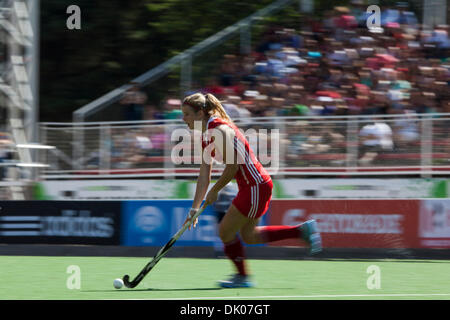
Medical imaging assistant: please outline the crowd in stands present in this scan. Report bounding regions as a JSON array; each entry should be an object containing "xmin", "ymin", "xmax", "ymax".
[
  {"xmin": 130, "ymin": 1, "xmax": 449, "ymax": 122},
  {"xmin": 112, "ymin": 1, "xmax": 450, "ymax": 169}
]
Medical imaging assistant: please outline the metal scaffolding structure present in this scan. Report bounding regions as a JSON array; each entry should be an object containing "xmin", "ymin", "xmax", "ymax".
[{"xmin": 0, "ymin": 0, "xmax": 39, "ymax": 199}]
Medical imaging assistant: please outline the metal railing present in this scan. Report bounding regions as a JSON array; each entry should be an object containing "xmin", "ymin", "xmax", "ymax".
[{"xmin": 39, "ymin": 113, "xmax": 450, "ymax": 179}]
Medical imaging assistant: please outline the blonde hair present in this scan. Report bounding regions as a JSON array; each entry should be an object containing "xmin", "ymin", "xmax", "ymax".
[{"xmin": 182, "ymin": 93, "xmax": 233, "ymax": 123}]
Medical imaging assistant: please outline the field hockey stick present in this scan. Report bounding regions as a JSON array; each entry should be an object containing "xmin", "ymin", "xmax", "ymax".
[{"xmin": 122, "ymin": 204, "xmax": 208, "ymax": 288}]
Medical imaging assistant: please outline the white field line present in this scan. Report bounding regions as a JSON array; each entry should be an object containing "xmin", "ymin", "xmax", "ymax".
[{"xmin": 119, "ymin": 293, "xmax": 450, "ymax": 300}]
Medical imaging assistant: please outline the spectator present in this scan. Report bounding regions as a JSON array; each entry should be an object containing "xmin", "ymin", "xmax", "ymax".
[
  {"xmin": 120, "ymin": 82, "xmax": 147, "ymax": 121},
  {"xmin": 392, "ymin": 109, "xmax": 420, "ymax": 147},
  {"xmin": 0, "ymin": 132, "xmax": 13, "ymax": 180},
  {"xmin": 287, "ymin": 121, "xmax": 310, "ymax": 158},
  {"xmin": 288, "ymin": 104, "xmax": 310, "ymax": 117},
  {"xmin": 222, "ymin": 96, "xmax": 251, "ymax": 121},
  {"xmin": 381, "ymin": 2, "xmax": 418, "ymax": 28},
  {"xmin": 359, "ymin": 118, "xmax": 394, "ymax": 165},
  {"xmin": 163, "ymin": 98, "xmax": 183, "ymax": 120},
  {"xmin": 149, "ymin": 131, "xmax": 170, "ymax": 157}
]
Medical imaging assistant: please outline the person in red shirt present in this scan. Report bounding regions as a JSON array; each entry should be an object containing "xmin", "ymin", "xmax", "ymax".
[{"xmin": 181, "ymin": 92, "xmax": 322, "ymax": 288}]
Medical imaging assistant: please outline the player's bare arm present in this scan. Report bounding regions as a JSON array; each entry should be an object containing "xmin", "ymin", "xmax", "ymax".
[
  {"xmin": 192, "ymin": 160, "xmax": 212, "ymax": 209},
  {"xmin": 205, "ymin": 125, "xmax": 239, "ymax": 206},
  {"xmin": 185, "ymin": 160, "xmax": 212, "ymax": 230}
]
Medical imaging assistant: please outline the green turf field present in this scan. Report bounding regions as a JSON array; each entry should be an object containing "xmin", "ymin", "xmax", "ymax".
[{"xmin": 0, "ymin": 256, "xmax": 449, "ymax": 300}]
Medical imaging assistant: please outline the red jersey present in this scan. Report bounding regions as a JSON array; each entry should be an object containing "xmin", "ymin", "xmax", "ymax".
[{"xmin": 202, "ymin": 117, "xmax": 271, "ymax": 189}]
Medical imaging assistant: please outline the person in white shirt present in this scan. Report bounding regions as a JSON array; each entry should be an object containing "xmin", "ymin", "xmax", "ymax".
[{"xmin": 359, "ymin": 118, "xmax": 394, "ymax": 165}]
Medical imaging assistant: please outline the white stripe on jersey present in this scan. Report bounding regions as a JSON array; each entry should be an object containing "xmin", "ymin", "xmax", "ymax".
[
  {"xmin": 249, "ymin": 184, "xmax": 259, "ymax": 219},
  {"xmin": 255, "ymin": 184, "xmax": 260, "ymax": 218},
  {"xmin": 239, "ymin": 165, "xmax": 250, "ymax": 185},
  {"xmin": 234, "ymin": 138, "xmax": 264, "ymax": 184},
  {"xmin": 251, "ymin": 185, "xmax": 257, "ymax": 218},
  {"xmin": 240, "ymin": 144, "xmax": 264, "ymax": 184},
  {"xmin": 250, "ymin": 186, "xmax": 255, "ymax": 217},
  {"xmin": 235, "ymin": 141, "xmax": 259, "ymax": 184}
]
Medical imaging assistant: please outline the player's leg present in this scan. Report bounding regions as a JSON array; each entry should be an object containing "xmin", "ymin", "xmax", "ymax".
[
  {"xmin": 218, "ymin": 204, "xmax": 250, "ymax": 274},
  {"xmin": 213, "ymin": 210, "xmax": 226, "ymax": 258},
  {"xmin": 237, "ymin": 181, "xmax": 321, "ymax": 252},
  {"xmin": 217, "ymin": 204, "xmax": 254, "ymax": 288},
  {"xmin": 240, "ymin": 220, "xmax": 301, "ymax": 244},
  {"xmin": 239, "ymin": 214, "xmax": 322, "ymax": 254},
  {"xmin": 250, "ymin": 220, "xmax": 322, "ymax": 255}
]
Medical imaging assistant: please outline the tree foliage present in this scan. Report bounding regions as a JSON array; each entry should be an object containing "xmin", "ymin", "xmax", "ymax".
[{"xmin": 40, "ymin": 0, "xmax": 274, "ymax": 121}]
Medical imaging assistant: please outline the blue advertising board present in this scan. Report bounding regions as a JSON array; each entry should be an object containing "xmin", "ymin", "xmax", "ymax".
[
  {"xmin": 121, "ymin": 200, "xmax": 267, "ymax": 247},
  {"xmin": 122, "ymin": 200, "xmax": 218, "ymax": 246}
]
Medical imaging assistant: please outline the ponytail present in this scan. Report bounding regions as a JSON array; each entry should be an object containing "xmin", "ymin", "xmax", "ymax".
[{"xmin": 204, "ymin": 93, "xmax": 233, "ymax": 123}]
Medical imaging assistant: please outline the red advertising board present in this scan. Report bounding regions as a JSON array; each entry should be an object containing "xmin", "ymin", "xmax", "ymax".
[{"xmin": 267, "ymin": 200, "xmax": 422, "ymax": 248}]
